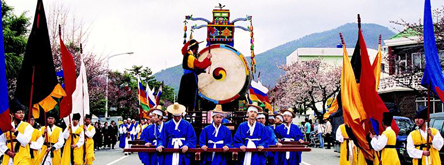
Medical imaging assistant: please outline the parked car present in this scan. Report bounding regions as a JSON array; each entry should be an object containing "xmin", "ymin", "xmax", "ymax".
[
  {"xmin": 394, "ymin": 116, "xmax": 415, "ymax": 164},
  {"xmin": 429, "ymin": 113, "xmax": 444, "ymax": 163}
]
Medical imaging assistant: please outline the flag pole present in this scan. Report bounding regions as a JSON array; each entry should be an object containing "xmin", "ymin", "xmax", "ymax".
[
  {"xmin": 28, "ymin": 66, "xmax": 36, "ymax": 122},
  {"xmin": 426, "ymin": 86, "xmax": 431, "ymax": 165},
  {"xmin": 137, "ymin": 75, "xmax": 142, "ymax": 120},
  {"xmin": 80, "ymin": 43, "xmax": 87, "ymax": 162}
]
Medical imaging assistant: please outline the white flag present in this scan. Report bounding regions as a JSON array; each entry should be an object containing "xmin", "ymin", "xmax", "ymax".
[{"xmin": 65, "ymin": 54, "xmax": 90, "ymax": 125}]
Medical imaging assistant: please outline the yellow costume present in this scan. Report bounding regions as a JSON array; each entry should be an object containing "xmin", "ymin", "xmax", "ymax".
[
  {"xmin": 380, "ymin": 128, "xmax": 400, "ymax": 165},
  {"xmin": 137, "ymin": 124, "xmax": 147, "ymax": 139},
  {"xmin": 84, "ymin": 124, "xmax": 96, "ymax": 165},
  {"xmin": 30, "ymin": 128, "xmax": 43, "ymax": 165},
  {"xmin": 337, "ymin": 124, "xmax": 358, "ymax": 165},
  {"xmin": 411, "ymin": 128, "xmax": 441, "ymax": 165},
  {"xmin": 35, "ymin": 125, "xmax": 63, "ymax": 165},
  {"xmin": 2, "ymin": 122, "xmax": 32, "ymax": 165},
  {"xmin": 61, "ymin": 125, "xmax": 84, "ymax": 165}
]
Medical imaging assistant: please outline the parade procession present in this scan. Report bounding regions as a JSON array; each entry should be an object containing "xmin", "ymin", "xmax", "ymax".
[{"xmin": 2, "ymin": 0, "xmax": 444, "ymax": 164}]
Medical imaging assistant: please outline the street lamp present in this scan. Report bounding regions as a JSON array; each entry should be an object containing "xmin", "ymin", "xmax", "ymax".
[{"xmin": 105, "ymin": 52, "xmax": 134, "ymax": 118}]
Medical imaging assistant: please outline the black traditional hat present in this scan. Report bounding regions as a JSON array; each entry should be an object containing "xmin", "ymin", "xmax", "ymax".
[
  {"xmin": 382, "ymin": 112, "xmax": 393, "ymax": 126},
  {"xmin": 46, "ymin": 110, "xmax": 57, "ymax": 118},
  {"xmin": 85, "ymin": 114, "xmax": 92, "ymax": 120},
  {"xmin": 414, "ymin": 106, "xmax": 428, "ymax": 120},
  {"xmin": 9, "ymin": 98, "xmax": 25, "ymax": 114},
  {"xmin": 72, "ymin": 113, "xmax": 81, "ymax": 120}
]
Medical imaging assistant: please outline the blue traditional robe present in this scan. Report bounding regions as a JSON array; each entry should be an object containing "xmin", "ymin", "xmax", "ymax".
[
  {"xmin": 265, "ymin": 125, "xmax": 278, "ymax": 165},
  {"xmin": 158, "ymin": 119, "xmax": 197, "ymax": 165},
  {"xmin": 119, "ymin": 124, "xmax": 128, "ymax": 149},
  {"xmin": 221, "ymin": 118, "xmax": 229, "ymax": 124},
  {"xmin": 275, "ymin": 123, "xmax": 304, "ymax": 165},
  {"xmin": 140, "ymin": 122, "xmax": 164, "ymax": 165},
  {"xmin": 199, "ymin": 123, "xmax": 233, "ymax": 165},
  {"xmin": 234, "ymin": 121, "xmax": 268, "ymax": 165},
  {"xmin": 129, "ymin": 123, "xmax": 138, "ymax": 141}
]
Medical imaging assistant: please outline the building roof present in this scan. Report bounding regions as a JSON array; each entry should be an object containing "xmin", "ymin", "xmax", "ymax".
[{"xmin": 286, "ymin": 47, "xmax": 378, "ymax": 65}]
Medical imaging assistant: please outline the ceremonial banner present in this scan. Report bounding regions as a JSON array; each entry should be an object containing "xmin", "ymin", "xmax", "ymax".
[
  {"xmin": 15, "ymin": 0, "xmax": 65, "ymax": 118},
  {"xmin": 0, "ymin": 5, "xmax": 12, "ymax": 134},
  {"xmin": 341, "ymin": 45, "xmax": 372, "ymax": 160},
  {"xmin": 358, "ymin": 30, "xmax": 399, "ymax": 135},
  {"xmin": 421, "ymin": 0, "xmax": 444, "ymax": 102},
  {"xmin": 155, "ymin": 84, "xmax": 163, "ymax": 106},
  {"xmin": 59, "ymin": 30, "xmax": 77, "ymax": 118},
  {"xmin": 372, "ymin": 41, "xmax": 382, "ymax": 91}
]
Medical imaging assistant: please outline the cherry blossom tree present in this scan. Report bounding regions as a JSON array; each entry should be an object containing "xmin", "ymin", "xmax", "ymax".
[{"xmin": 274, "ymin": 59, "xmax": 341, "ymax": 118}]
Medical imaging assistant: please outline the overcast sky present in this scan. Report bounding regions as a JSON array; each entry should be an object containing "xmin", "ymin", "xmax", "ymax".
[{"xmin": 5, "ymin": 0, "xmax": 444, "ymax": 73}]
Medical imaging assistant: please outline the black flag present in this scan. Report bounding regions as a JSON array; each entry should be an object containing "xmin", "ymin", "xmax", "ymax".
[{"xmin": 15, "ymin": 0, "xmax": 65, "ymax": 118}]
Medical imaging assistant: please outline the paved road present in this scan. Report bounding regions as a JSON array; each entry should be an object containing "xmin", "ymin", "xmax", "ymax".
[{"xmin": 95, "ymin": 145, "xmax": 340, "ymax": 165}]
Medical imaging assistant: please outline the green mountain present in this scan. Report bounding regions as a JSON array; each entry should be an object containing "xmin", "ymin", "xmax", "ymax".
[{"xmin": 154, "ymin": 23, "xmax": 396, "ymax": 91}]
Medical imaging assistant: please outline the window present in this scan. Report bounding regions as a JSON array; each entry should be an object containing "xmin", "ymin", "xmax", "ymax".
[
  {"xmin": 221, "ymin": 13, "xmax": 229, "ymax": 17},
  {"xmin": 412, "ymin": 52, "xmax": 422, "ymax": 70},
  {"xmin": 381, "ymin": 63, "xmax": 385, "ymax": 73},
  {"xmin": 436, "ymin": 101, "xmax": 443, "ymax": 113},
  {"xmin": 214, "ymin": 13, "xmax": 221, "ymax": 17}
]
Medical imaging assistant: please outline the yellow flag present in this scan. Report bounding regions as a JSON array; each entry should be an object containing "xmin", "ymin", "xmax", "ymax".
[
  {"xmin": 372, "ymin": 44, "xmax": 382, "ymax": 91},
  {"xmin": 341, "ymin": 45, "xmax": 372, "ymax": 160}
]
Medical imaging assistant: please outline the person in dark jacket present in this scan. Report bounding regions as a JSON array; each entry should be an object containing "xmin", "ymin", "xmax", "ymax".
[
  {"xmin": 93, "ymin": 122, "xmax": 103, "ymax": 150},
  {"xmin": 109, "ymin": 120, "xmax": 118, "ymax": 149}
]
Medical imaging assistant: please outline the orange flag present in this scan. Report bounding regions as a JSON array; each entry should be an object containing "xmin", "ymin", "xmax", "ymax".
[
  {"xmin": 372, "ymin": 39, "xmax": 382, "ymax": 91},
  {"xmin": 341, "ymin": 43, "xmax": 372, "ymax": 160}
]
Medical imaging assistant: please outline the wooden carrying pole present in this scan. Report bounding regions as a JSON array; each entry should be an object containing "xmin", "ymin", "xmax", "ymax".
[{"xmin": 124, "ymin": 147, "xmax": 311, "ymax": 153}]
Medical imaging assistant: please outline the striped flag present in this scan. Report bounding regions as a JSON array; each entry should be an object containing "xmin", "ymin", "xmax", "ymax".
[{"xmin": 155, "ymin": 84, "xmax": 163, "ymax": 106}]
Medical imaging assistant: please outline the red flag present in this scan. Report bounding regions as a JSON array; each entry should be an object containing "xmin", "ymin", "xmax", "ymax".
[
  {"xmin": 59, "ymin": 30, "xmax": 77, "ymax": 118},
  {"xmin": 358, "ymin": 30, "xmax": 399, "ymax": 135}
]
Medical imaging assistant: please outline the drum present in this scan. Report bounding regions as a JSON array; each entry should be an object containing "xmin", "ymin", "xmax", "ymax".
[{"xmin": 197, "ymin": 44, "xmax": 250, "ymax": 104}]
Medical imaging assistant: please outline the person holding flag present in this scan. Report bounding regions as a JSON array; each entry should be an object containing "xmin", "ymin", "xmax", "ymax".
[
  {"xmin": 233, "ymin": 102, "xmax": 268, "ymax": 165},
  {"xmin": 274, "ymin": 109, "xmax": 304, "ymax": 165},
  {"xmin": 407, "ymin": 107, "xmax": 443, "ymax": 165},
  {"xmin": 370, "ymin": 112, "xmax": 400, "ymax": 165},
  {"xmin": 28, "ymin": 116, "xmax": 43, "ymax": 164},
  {"xmin": 156, "ymin": 103, "xmax": 197, "ymax": 165},
  {"xmin": 84, "ymin": 114, "xmax": 95, "ymax": 165},
  {"xmin": 140, "ymin": 105, "xmax": 165, "ymax": 165},
  {"xmin": 0, "ymin": 100, "xmax": 34, "ymax": 165},
  {"xmin": 335, "ymin": 123, "xmax": 357, "ymax": 164},
  {"xmin": 199, "ymin": 104, "xmax": 233, "ymax": 165},
  {"xmin": 61, "ymin": 113, "xmax": 84, "ymax": 165},
  {"xmin": 36, "ymin": 111, "xmax": 64, "ymax": 165}
]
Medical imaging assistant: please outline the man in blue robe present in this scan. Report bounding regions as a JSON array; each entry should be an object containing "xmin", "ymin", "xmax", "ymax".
[
  {"xmin": 275, "ymin": 109, "xmax": 304, "ymax": 165},
  {"xmin": 119, "ymin": 120, "xmax": 129, "ymax": 155},
  {"xmin": 140, "ymin": 106, "xmax": 165, "ymax": 165},
  {"xmin": 129, "ymin": 119, "xmax": 138, "ymax": 141},
  {"xmin": 199, "ymin": 105, "xmax": 233, "ymax": 165},
  {"xmin": 157, "ymin": 103, "xmax": 197, "ymax": 165},
  {"xmin": 257, "ymin": 111, "xmax": 278, "ymax": 165},
  {"xmin": 234, "ymin": 102, "xmax": 268, "ymax": 165}
]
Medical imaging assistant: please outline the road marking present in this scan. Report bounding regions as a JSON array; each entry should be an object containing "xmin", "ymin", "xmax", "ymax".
[
  {"xmin": 106, "ymin": 155, "xmax": 128, "ymax": 165},
  {"xmin": 301, "ymin": 161, "xmax": 311, "ymax": 165}
]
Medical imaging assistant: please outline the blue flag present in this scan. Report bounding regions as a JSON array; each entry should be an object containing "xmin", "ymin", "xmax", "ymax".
[
  {"xmin": 421, "ymin": 0, "xmax": 444, "ymax": 102},
  {"xmin": 0, "ymin": 5, "xmax": 13, "ymax": 135}
]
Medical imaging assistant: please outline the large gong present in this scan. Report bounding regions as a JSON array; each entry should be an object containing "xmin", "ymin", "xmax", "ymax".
[{"xmin": 197, "ymin": 44, "xmax": 250, "ymax": 104}]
